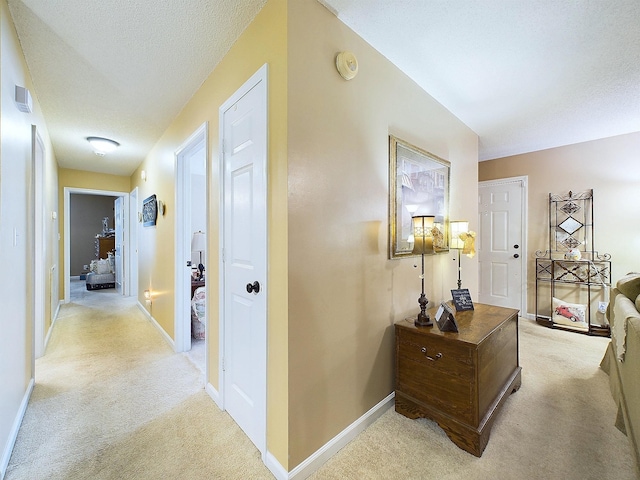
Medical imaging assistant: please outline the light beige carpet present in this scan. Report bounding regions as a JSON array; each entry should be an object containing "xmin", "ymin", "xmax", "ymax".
[{"xmin": 6, "ymin": 281, "xmax": 639, "ymax": 479}]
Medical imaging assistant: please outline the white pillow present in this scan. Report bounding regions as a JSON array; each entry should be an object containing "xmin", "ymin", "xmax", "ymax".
[{"xmin": 552, "ymin": 297, "xmax": 587, "ymax": 329}]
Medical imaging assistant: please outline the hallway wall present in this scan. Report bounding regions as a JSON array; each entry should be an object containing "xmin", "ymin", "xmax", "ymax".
[{"xmin": 0, "ymin": 0, "xmax": 58, "ymax": 475}]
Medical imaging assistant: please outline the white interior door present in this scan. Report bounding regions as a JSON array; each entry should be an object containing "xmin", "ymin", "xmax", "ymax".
[
  {"xmin": 478, "ymin": 177, "xmax": 527, "ymax": 311},
  {"xmin": 221, "ymin": 64, "xmax": 268, "ymax": 454},
  {"xmin": 114, "ymin": 196, "xmax": 124, "ymax": 294}
]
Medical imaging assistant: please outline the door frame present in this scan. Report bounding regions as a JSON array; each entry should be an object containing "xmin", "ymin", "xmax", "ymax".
[
  {"xmin": 63, "ymin": 187, "xmax": 129, "ymax": 303},
  {"xmin": 174, "ymin": 122, "xmax": 208, "ymax": 354},
  {"xmin": 478, "ymin": 176, "xmax": 528, "ymax": 314},
  {"xmin": 31, "ymin": 126, "xmax": 46, "ymax": 358},
  {"xmin": 128, "ymin": 187, "xmax": 139, "ymax": 298},
  {"xmin": 218, "ymin": 64, "xmax": 269, "ymax": 456}
]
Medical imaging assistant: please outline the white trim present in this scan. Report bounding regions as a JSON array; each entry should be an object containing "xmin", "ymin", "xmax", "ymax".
[
  {"xmin": 136, "ymin": 301, "xmax": 175, "ymax": 350},
  {"xmin": 478, "ymin": 176, "xmax": 528, "ymax": 315},
  {"xmin": 267, "ymin": 393, "xmax": 396, "ymax": 480},
  {"xmin": 32, "ymin": 127, "xmax": 46, "ymax": 360},
  {"xmin": 1, "ymin": 379, "xmax": 34, "ymax": 479},
  {"xmin": 205, "ymin": 382, "xmax": 222, "ymax": 409},
  {"xmin": 63, "ymin": 187, "xmax": 129, "ymax": 303},
  {"xmin": 174, "ymin": 122, "xmax": 208, "ymax": 355}
]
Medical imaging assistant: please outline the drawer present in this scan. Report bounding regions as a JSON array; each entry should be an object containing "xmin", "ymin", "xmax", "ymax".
[
  {"xmin": 396, "ymin": 330, "xmax": 475, "ymax": 423},
  {"xmin": 397, "ymin": 328, "xmax": 473, "ymax": 376}
]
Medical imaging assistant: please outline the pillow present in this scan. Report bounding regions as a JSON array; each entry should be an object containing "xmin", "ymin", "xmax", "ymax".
[
  {"xmin": 552, "ymin": 297, "xmax": 587, "ymax": 329},
  {"xmin": 616, "ymin": 273, "xmax": 640, "ymax": 301}
]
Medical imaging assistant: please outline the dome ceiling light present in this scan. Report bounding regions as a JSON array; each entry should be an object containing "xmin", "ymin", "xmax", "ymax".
[{"xmin": 87, "ymin": 136, "xmax": 120, "ymax": 155}]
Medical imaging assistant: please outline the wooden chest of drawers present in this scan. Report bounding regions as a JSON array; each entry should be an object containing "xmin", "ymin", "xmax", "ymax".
[{"xmin": 395, "ymin": 303, "xmax": 521, "ymax": 457}]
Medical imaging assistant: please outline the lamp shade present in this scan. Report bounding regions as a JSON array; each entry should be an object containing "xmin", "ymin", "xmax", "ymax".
[
  {"xmin": 412, "ymin": 215, "xmax": 435, "ymax": 254},
  {"xmin": 450, "ymin": 221, "xmax": 469, "ymax": 250},
  {"xmin": 191, "ymin": 231, "xmax": 206, "ymax": 252}
]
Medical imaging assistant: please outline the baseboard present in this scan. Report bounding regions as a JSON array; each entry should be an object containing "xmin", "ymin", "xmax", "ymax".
[
  {"xmin": 136, "ymin": 301, "xmax": 175, "ymax": 350},
  {"xmin": 0, "ymin": 378, "xmax": 35, "ymax": 480},
  {"xmin": 43, "ymin": 301, "xmax": 62, "ymax": 354},
  {"xmin": 265, "ymin": 451, "xmax": 289, "ymax": 480},
  {"xmin": 284, "ymin": 392, "xmax": 395, "ymax": 480},
  {"xmin": 205, "ymin": 382, "xmax": 221, "ymax": 409}
]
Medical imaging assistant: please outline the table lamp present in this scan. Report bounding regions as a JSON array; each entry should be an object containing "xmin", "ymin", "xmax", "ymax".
[
  {"xmin": 413, "ymin": 215, "xmax": 435, "ymax": 327},
  {"xmin": 191, "ymin": 231, "xmax": 206, "ymax": 280},
  {"xmin": 450, "ymin": 220, "xmax": 469, "ymax": 289}
]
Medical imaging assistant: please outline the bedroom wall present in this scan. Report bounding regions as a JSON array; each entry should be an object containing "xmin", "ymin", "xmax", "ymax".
[
  {"xmin": 479, "ymin": 131, "xmax": 640, "ymax": 317},
  {"xmin": 287, "ymin": 0, "xmax": 479, "ymax": 468},
  {"xmin": 69, "ymin": 194, "xmax": 117, "ymax": 275},
  {"xmin": 0, "ymin": 0, "xmax": 58, "ymax": 475}
]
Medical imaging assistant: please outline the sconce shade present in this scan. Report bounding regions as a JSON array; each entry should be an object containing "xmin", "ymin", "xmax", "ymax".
[
  {"xmin": 412, "ymin": 215, "xmax": 435, "ymax": 255},
  {"xmin": 450, "ymin": 221, "xmax": 469, "ymax": 250},
  {"xmin": 191, "ymin": 231, "xmax": 206, "ymax": 252}
]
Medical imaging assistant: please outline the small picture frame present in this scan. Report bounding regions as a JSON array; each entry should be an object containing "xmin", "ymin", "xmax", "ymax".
[
  {"xmin": 142, "ymin": 194, "xmax": 158, "ymax": 227},
  {"xmin": 451, "ymin": 288, "xmax": 474, "ymax": 311},
  {"xmin": 435, "ymin": 302, "xmax": 458, "ymax": 332}
]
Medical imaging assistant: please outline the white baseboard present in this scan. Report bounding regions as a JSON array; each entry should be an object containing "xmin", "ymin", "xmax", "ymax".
[
  {"xmin": 278, "ymin": 392, "xmax": 395, "ymax": 480},
  {"xmin": 136, "ymin": 301, "xmax": 175, "ymax": 350},
  {"xmin": 42, "ymin": 301, "xmax": 63, "ymax": 354},
  {"xmin": 205, "ymin": 382, "xmax": 221, "ymax": 409},
  {"xmin": 1, "ymin": 378, "xmax": 35, "ymax": 480}
]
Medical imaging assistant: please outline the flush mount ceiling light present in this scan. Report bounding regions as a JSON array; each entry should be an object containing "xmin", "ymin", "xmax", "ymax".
[{"xmin": 87, "ymin": 136, "xmax": 120, "ymax": 155}]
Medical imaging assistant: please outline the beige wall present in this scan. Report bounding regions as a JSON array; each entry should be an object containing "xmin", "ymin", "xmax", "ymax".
[
  {"xmin": 129, "ymin": 0, "xmax": 289, "ymax": 466},
  {"xmin": 287, "ymin": 0, "xmax": 479, "ymax": 468},
  {"xmin": 479, "ymin": 131, "xmax": 640, "ymax": 316},
  {"xmin": 57, "ymin": 168, "xmax": 130, "ymax": 299},
  {"xmin": 0, "ymin": 0, "xmax": 58, "ymax": 471}
]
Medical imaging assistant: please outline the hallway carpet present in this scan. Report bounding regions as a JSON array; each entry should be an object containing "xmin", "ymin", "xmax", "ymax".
[
  {"xmin": 5, "ymin": 282, "xmax": 639, "ymax": 479},
  {"xmin": 5, "ymin": 285, "xmax": 272, "ymax": 480}
]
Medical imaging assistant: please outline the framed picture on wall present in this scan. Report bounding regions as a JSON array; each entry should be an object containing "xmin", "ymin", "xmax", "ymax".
[
  {"xmin": 142, "ymin": 194, "xmax": 158, "ymax": 227},
  {"xmin": 389, "ymin": 135, "xmax": 450, "ymax": 259}
]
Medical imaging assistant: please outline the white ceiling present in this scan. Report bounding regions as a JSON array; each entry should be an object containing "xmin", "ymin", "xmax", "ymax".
[{"xmin": 8, "ymin": 1, "xmax": 640, "ymax": 175}]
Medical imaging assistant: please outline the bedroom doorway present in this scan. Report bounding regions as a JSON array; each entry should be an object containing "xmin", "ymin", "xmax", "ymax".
[
  {"xmin": 175, "ymin": 123, "xmax": 208, "ymax": 372},
  {"xmin": 63, "ymin": 188, "xmax": 129, "ymax": 303}
]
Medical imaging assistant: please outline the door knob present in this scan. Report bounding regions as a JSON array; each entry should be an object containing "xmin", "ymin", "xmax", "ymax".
[
  {"xmin": 246, "ymin": 281, "xmax": 260, "ymax": 294},
  {"xmin": 514, "ymin": 244, "xmax": 519, "ymax": 249},
  {"xmin": 514, "ymin": 254, "xmax": 520, "ymax": 258}
]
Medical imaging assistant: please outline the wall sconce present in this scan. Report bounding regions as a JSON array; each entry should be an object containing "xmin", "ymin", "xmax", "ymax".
[
  {"xmin": 141, "ymin": 170, "xmax": 147, "ymax": 182},
  {"xmin": 413, "ymin": 215, "xmax": 435, "ymax": 327},
  {"xmin": 144, "ymin": 289, "xmax": 152, "ymax": 305},
  {"xmin": 157, "ymin": 200, "xmax": 166, "ymax": 216}
]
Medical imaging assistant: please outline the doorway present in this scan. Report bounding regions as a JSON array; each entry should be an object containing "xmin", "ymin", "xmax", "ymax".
[
  {"xmin": 63, "ymin": 188, "xmax": 129, "ymax": 303},
  {"xmin": 175, "ymin": 123, "xmax": 208, "ymax": 366},
  {"xmin": 220, "ymin": 64, "xmax": 268, "ymax": 456},
  {"xmin": 478, "ymin": 176, "xmax": 528, "ymax": 312}
]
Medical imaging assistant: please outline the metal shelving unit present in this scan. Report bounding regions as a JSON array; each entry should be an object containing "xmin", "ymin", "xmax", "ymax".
[{"xmin": 535, "ymin": 189, "xmax": 611, "ymax": 337}]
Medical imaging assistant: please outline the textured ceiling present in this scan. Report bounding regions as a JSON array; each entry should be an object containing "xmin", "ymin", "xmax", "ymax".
[
  {"xmin": 8, "ymin": 1, "xmax": 640, "ymax": 174},
  {"xmin": 8, "ymin": 0, "xmax": 267, "ymax": 176},
  {"xmin": 321, "ymin": 0, "xmax": 640, "ymax": 160}
]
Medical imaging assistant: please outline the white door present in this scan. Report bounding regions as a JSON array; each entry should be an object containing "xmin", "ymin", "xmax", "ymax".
[
  {"xmin": 221, "ymin": 64, "xmax": 268, "ymax": 454},
  {"xmin": 478, "ymin": 177, "xmax": 527, "ymax": 311},
  {"xmin": 114, "ymin": 196, "xmax": 124, "ymax": 294}
]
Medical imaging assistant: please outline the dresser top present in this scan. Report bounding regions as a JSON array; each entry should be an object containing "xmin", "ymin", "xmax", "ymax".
[{"xmin": 396, "ymin": 303, "xmax": 519, "ymax": 346}]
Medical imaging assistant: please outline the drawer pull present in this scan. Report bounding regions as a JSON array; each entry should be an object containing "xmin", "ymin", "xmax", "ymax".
[{"xmin": 420, "ymin": 347, "xmax": 443, "ymax": 362}]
